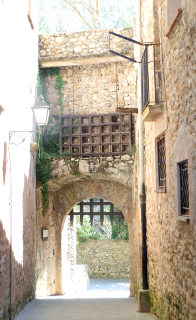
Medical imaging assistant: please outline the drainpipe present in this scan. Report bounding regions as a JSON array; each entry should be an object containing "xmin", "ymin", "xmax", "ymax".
[
  {"xmin": 8, "ymin": 134, "xmax": 13, "ymax": 320},
  {"xmin": 136, "ymin": 0, "xmax": 148, "ymax": 291}
]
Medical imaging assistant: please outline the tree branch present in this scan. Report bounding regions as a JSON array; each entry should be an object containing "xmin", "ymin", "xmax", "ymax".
[
  {"xmin": 63, "ymin": 0, "xmax": 101, "ymax": 30},
  {"xmin": 63, "ymin": 0, "xmax": 94, "ymax": 30},
  {"xmin": 96, "ymin": 0, "xmax": 101, "ymax": 29}
]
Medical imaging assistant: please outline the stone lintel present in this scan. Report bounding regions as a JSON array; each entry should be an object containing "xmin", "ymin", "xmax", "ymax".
[
  {"xmin": 117, "ymin": 107, "xmax": 138, "ymax": 114},
  {"xmin": 138, "ymin": 289, "xmax": 151, "ymax": 313},
  {"xmin": 141, "ymin": 103, "xmax": 164, "ymax": 122},
  {"xmin": 39, "ymin": 54, "xmax": 131, "ymax": 68}
]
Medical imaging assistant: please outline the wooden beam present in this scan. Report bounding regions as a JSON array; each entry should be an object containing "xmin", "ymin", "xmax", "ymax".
[{"xmin": 116, "ymin": 107, "xmax": 138, "ymax": 114}]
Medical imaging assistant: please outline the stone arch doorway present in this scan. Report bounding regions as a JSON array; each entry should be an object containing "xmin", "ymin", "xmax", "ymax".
[
  {"xmin": 36, "ymin": 177, "xmax": 134, "ymax": 297},
  {"xmin": 61, "ymin": 196, "xmax": 130, "ymax": 297}
]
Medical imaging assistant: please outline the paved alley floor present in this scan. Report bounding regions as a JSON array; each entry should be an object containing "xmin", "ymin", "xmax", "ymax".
[{"xmin": 14, "ymin": 279, "xmax": 157, "ymax": 320}]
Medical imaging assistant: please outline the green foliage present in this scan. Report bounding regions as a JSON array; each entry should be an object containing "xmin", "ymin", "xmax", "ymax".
[
  {"xmin": 129, "ymin": 144, "xmax": 136, "ymax": 157},
  {"xmin": 36, "ymin": 137, "xmax": 52, "ymax": 216},
  {"xmin": 42, "ymin": 130, "xmax": 60, "ymax": 157},
  {"xmin": 36, "ymin": 67, "xmax": 66, "ymax": 216},
  {"xmin": 44, "ymin": 67, "xmax": 60, "ymax": 76},
  {"xmin": 36, "ymin": 130, "xmax": 67, "ymax": 215},
  {"xmin": 111, "ymin": 216, "xmax": 128, "ymax": 240},
  {"xmin": 75, "ymin": 202, "xmax": 128, "ymax": 241},
  {"xmin": 55, "ymin": 74, "xmax": 66, "ymax": 108},
  {"xmin": 77, "ymin": 217, "xmax": 100, "ymax": 242},
  {"xmin": 36, "ymin": 149, "xmax": 52, "ymax": 185},
  {"xmin": 38, "ymin": 67, "xmax": 65, "ymax": 110},
  {"xmin": 69, "ymin": 161, "xmax": 79, "ymax": 175}
]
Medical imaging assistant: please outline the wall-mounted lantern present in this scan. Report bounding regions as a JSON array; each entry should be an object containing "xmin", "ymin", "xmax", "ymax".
[
  {"xmin": 9, "ymin": 95, "xmax": 51, "ymax": 145},
  {"xmin": 32, "ymin": 95, "xmax": 51, "ymax": 127}
]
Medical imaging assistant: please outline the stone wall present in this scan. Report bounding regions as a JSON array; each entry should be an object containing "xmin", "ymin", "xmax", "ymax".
[
  {"xmin": 39, "ymin": 28, "xmax": 134, "ymax": 63},
  {"xmin": 0, "ymin": 1, "xmax": 38, "ymax": 319},
  {"xmin": 132, "ymin": 1, "xmax": 196, "ymax": 319},
  {"xmin": 77, "ymin": 239, "xmax": 130, "ymax": 279},
  {"xmin": 44, "ymin": 62, "xmax": 136, "ymax": 118},
  {"xmin": 39, "ymin": 27, "xmax": 137, "ymax": 123},
  {"xmin": 50, "ymin": 155, "xmax": 134, "ymax": 184}
]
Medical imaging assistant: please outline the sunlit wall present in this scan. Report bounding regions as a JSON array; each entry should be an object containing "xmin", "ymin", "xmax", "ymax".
[{"xmin": 0, "ymin": 0, "xmax": 38, "ymax": 318}]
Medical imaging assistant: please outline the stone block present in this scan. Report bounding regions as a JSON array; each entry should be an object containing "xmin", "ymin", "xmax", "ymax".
[
  {"xmin": 121, "ymin": 155, "xmax": 130, "ymax": 161},
  {"xmin": 79, "ymin": 160, "xmax": 89, "ymax": 174},
  {"xmin": 138, "ymin": 289, "xmax": 151, "ymax": 313}
]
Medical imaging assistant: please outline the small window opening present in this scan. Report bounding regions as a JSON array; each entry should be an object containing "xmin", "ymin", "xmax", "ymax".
[
  {"xmin": 178, "ymin": 160, "xmax": 189, "ymax": 215},
  {"xmin": 157, "ymin": 135, "xmax": 166, "ymax": 189}
]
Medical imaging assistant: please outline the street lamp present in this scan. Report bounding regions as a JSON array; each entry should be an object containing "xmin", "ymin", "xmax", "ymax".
[
  {"xmin": 32, "ymin": 95, "xmax": 51, "ymax": 127},
  {"xmin": 9, "ymin": 95, "xmax": 51, "ymax": 144}
]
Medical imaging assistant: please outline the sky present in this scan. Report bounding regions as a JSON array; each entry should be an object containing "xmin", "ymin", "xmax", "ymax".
[{"xmin": 39, "ymin": 0, "xmax": 135, "ymax": 34}]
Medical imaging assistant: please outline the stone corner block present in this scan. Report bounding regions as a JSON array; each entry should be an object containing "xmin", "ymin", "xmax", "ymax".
[
  {"xmin": 79, "ymin": 159, "xmax": 89, "ymax": 174},
  {"xmin": 138, "ymin": 289, "xmax": 151, "ymax": 313},
  {"xmin": 121, "ymin": 154, "xmax": 130, "ymax": 161}
]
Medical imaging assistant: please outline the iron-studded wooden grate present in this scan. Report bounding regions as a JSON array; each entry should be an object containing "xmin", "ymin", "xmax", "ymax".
[
  {"xmin": 179, "ymin": 160, "xmax": 189, "ymax": 215},
  {"xmin": 60, "ymin": 113, "xmax": 134, "ymax": 157},
  {"xmin": 157, "ymin": 134, "xmax": 166, "ymax": 188},
  {"xmin": 69, "ymin": 198, "xmax": 124, "ymax": 226}
]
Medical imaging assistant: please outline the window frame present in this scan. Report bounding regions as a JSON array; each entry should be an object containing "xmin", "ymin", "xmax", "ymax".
[
  {"xmin": 155, "ymin": 133, "xmax": 167, "ymax": 192},
  {"xmin": 177, "ymin": 160, "xmax": 189, "ymax": 217}
]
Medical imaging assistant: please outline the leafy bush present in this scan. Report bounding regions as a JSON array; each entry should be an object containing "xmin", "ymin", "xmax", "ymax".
[
  {"xmin": 112, "ymin": 216, "xmax": 128, "ymax": 240},
  {"xmin": 76, "ymin": 217, "xmax": 100, "ymax": 242},
  {"xmin": 75, "ymin": 204, "xmax": 128, "ymax": 242}
]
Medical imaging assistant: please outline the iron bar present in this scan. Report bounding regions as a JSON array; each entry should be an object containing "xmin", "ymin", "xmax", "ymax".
[
  {"xmin": 109, "ymin": 49, "xmax": 139, "ymax": 63},
  {"xmin": 157, "ymin": 135, "xmax": 166, "ymax": 188},
  {"xmin": 70, "ymin": 211, "xmax": 74, "ymax": 226},
  {"xmin": 80, "ymin": 202, "xmax": 83, "ymax": 225},
  {"xmin": 90, "ymin": 199, "xmax": 94, "ymax": 226},
  {"xmin": 69, "ymin": 199, "xmax": 123, "ymax": 226},
  {"xmin": 70, "ymin": 211, "xmax": 122, "ymax": 216},
  {"xmin": 179, "ymin": 160, "xmax": 189, "ymax": 215},
  {"xmin": 110, "ymin": 203, "xmax": 114, "ymax": 226},
  {"xmin": 109, "ymin": 31, "xmax": 160, "ymax": 46}
]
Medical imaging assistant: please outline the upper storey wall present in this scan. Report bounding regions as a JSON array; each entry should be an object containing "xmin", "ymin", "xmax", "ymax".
[
  {"xmin": 39, "ymin": 27, "xmax": 137, "ymax": 121},
  {"xmin": 39, "ymin": 28, "xmax": 134, "ymax": 67}
]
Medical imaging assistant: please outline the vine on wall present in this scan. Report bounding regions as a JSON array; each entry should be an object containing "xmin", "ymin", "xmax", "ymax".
[
  {"xmin": 36, "ymin": 67, "xmax": 66, "ymax": 215},
  {"xmin": 37, "ymin": 67, "xmax": 65, "ymax": 114}
]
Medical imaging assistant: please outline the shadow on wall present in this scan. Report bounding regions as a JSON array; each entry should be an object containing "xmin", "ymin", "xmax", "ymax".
[
  {"xmin": 0, "ymin": 170, "xmax": 36, "ymax": 320},
  {"xmin": 0, "ymin": 221, "xmax": 26, "ymax": 320},
  {"xmin": 22, "ymin": 172, "xmax": 36, "ymax": 310}
]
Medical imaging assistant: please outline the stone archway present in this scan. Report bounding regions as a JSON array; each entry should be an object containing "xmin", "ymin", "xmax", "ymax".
[
  {"xmin": 61, "ymin": 196, "xmax": 130, "ymax": 297},
  {"xmin": 36, "ymin": 174, "xmax": 135, "ymax": 297}
]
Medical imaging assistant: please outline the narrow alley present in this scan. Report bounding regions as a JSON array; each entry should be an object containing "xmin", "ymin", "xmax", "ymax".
[
  {"xmin": 14, "ymin": 280, "xmax": 157, "ymax": 320},
  {"xmin": 14, "ymin": 298, "xmax": 155, "ymax": 320},
  {"xmin": 0, "ymin": 1, "xmax": 195, "ymax": 320}
]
